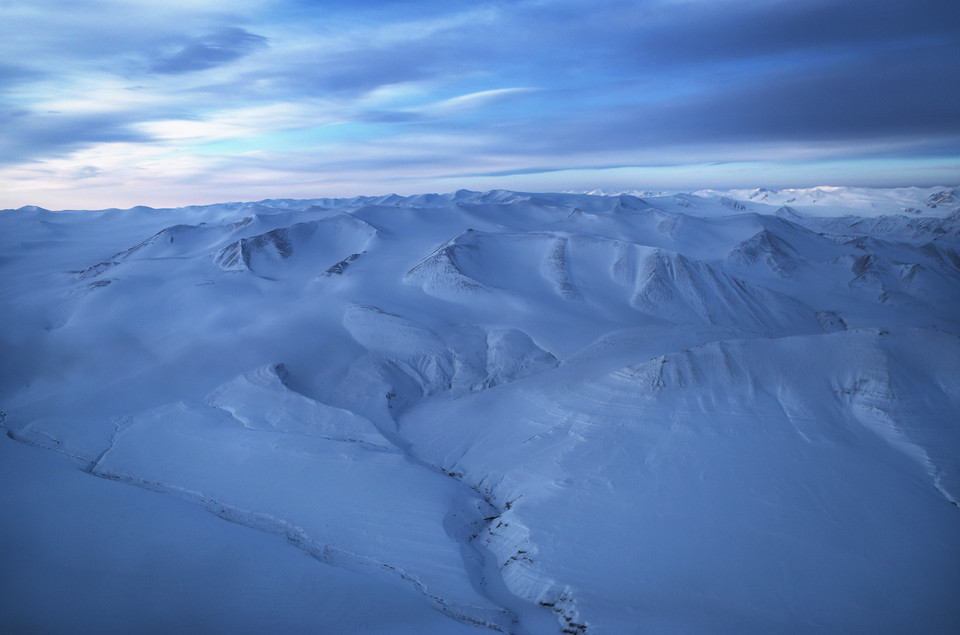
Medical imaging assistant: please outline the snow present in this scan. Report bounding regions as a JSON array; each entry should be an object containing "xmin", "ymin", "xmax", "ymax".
[
  {"xmin": 1, "ymin": 186, "xmax": 959, "ymax": 633},
  {"xmin": 0, "ymin": 433, "xmax": 481, "ymax": 635}
]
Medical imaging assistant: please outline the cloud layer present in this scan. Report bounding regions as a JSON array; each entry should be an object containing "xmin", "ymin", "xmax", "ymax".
[{"xmin": 1, "ymin": 0, "xmax": 958, "ymax": 207}]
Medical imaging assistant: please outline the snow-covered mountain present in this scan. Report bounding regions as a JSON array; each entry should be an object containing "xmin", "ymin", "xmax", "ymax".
[{"xmin": 1, "ymin": 186, "xmax": 959, "ymax": 633}]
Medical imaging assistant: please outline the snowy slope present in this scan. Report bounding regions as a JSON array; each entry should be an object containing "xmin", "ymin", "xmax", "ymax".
[{"xmin": 1, "ymin": 187, "xmax": 959, "ymax": 633}]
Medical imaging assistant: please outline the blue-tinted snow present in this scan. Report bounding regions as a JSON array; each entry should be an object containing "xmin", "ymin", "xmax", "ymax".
[{"xmin": 1, "ymin": 186, "xmax": 959, "ymax": 633}]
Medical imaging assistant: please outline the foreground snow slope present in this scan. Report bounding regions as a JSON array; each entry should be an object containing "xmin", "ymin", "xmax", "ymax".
[{"xmin": 2, "ymin": 186, "xmax": 959, "ymax": 633}]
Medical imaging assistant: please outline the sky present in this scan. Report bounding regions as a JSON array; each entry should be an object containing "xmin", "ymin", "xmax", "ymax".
[{"xmin": 1, "ymin": 0, "xmax": 959, "ymax": 209}]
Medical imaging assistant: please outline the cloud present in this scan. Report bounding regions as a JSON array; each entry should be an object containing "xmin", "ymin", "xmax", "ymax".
[
  {"xmin": 0, "ymin": 63, "xmax": 45, "ymax": 86},
  {"xmin": 687, "ymin": 46, "xmax": 960, "ymax": 142},
  {"xmin": 356, "ymin": 88, "xmax": 537, "ymax": 123},
  {"xmin": 239, "ymin": 7, "xmax": 503, "ymax": 100},
  {"xmin": 0, "ymin": 108, "xmax": 150, "ymax": 165},
  {"xmin": 0, "ymin": 2, "xmax": 263, "ymax": 73},
  {"xmin": 625, "ymin": 0, "xmax": 960, "ymax": 67},
  {"xmin": 408, "ymin": 0, "xmax": 960, "ymax": 162},
  {"xmin": 418, "ymin": 88, "xmax": 536, "ymax": 117},
  {"xmin": 76, "ymin": 165, "xmax": 103, "ymax": 179},
  {"xmin": 1, "ymin": 0, "xmax": 958, "ymax": 209},
  {"xmin": 150, "ymin": 28, "xmax": 268, "ymax": 74}
]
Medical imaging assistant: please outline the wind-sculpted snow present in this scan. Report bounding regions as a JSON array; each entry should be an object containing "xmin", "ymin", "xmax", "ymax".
[
  {"xmin": 405, "ymin": 231, "xmax": 582, "ymax": 303},
  {"xmin": 834, "ymin": 236, "xmax": 960, "ymax": 314},
  {"xmin": 404, "ymin": 228, "xmax": 819, "ymax": 336},
  {"xmin": 214, "ymin": 214, "xmax": 378, "ymax": 278},
  {"xmin": 203, "ymin": 363, "xmax": 391, "ymax": 448},
  {"xmin": 333, "ymin": 305, "xmax": 558, "ymax": 426},
  {"xmin": 2, "ymin": 186, "xmax": 960, "ymax": 633},
  {"xmin": 75, "ymin": 220, "xmax": 249, "ymax": 284},
  {"xmin": 87, "ymin": 399, "xmax": 509, "ymax": 630},
  {"xmin": 624, "ymin": 246, "xmax": 819, "ymax": 332},
  {"xmin": 728, "ymin": 228, "xmax": 800, "ymax": 277},
  {"xmin": 397, "ymin": 328, "xmax": 960, "ymax": 633}
]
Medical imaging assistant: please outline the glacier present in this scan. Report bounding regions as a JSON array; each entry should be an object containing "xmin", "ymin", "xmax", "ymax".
[{"xmin": 1, "ymin": 186, "xmax": 958, "ymax": 633}]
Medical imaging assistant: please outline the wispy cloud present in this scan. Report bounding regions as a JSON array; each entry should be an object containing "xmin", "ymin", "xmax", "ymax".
[
  {"xmin": 150, "ymin": 28, "xmax": 268, "ymax": 74},
  {"xmin": 1, "ymin": 0, "xmax": 958, "ymax": 208},
  {"xmin": 0, "ymin": 106, "xmax": 151, "ymax": 165}
]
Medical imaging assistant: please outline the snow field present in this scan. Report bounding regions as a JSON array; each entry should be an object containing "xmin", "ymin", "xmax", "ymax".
[{"xmin": 2, "ymin": 185, "xmax": 959, "ymax": 633}]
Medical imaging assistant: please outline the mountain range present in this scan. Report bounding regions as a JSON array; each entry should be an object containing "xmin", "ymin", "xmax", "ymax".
[{"xmin": 2, "ymin": 186, "xmax": 958, "ymax": 634}]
